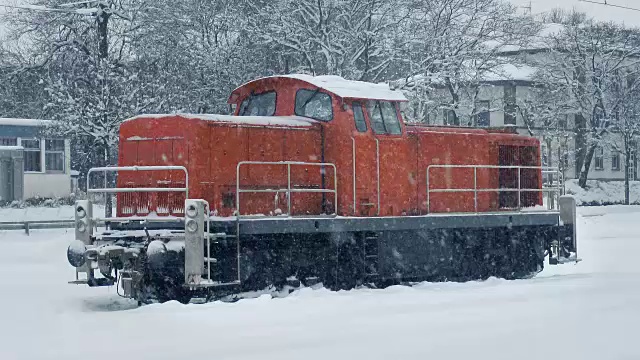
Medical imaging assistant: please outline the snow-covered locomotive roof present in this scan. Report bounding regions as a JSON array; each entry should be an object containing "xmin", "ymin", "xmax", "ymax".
[
  {"xmin": 124, "ymin": 113, "xmax": 317, "ymax": 127},
  {"xmin": 233, "ymin": 74, "xmax": 408, "ymax": 102}
]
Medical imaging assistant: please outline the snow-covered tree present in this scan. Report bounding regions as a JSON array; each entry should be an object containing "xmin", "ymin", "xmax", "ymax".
[
  {"xmin": 607, "ymin": 68, "xmax": 640, "ymax": 204},
  {"xmin": 246, "ymin": 0, "xmax": 404, "ymax": 82},
  {"xmin": 540, "ymin": 20, "xmax": 640, "ymax": 188},
  {"xmin": 395, "ymin": 0, "xmax": 540, "ymax": 125}
]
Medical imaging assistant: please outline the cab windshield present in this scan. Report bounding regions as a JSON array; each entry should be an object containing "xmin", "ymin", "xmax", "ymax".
[{"xmin": 239, "ymin": 91, "xmax": 276, "ymax": 116}]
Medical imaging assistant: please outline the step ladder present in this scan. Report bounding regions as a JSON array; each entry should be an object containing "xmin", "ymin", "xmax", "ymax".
[
  {"xmin": 202, "ymin": 229, "xmax": 241, "ymax": 286},
  {"xmin": 362, "ymin": 232, "xmax": 379, "ymax": 277},
  {"xmin": 184, "ymin": 199, "xmax": 241, "ymax": 288}
]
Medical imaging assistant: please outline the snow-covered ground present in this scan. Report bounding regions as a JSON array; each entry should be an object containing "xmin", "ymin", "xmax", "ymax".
[
  {"xmin": 566, "ymin": 179, "xmax": 640, "ymax": 205},
  {"xmin": 0, "ymin": 206, "xmax": 639, "ymax": 360}
]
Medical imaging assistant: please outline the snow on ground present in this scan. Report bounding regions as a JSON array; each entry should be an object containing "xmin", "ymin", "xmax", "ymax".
[
  {"xmin": 566, "ymin": 179, "xmax": 640, "ymax": 205},
  {"xmin": 0, "ymin": 206, "xmax": 639, "ymax": 359}
]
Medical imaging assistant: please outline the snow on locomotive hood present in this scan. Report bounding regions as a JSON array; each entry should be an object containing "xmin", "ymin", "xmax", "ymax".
[{"xmin": 122, "ymin": 113, "xmax": 317, "ymax": 128}]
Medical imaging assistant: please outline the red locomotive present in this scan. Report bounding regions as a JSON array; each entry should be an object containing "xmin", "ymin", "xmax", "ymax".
[{"xmin": 67, "ymin": 75, "xmax": 579, "ymax": 303}]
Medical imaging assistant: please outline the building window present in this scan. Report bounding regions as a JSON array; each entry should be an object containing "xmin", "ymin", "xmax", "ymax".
[
  {"xmin": 443, "ymin": 109, "xmax": 459, "ymax": 126},
  {"xmin": 22, "ymin": 139, "xmax": 41, "ymax": 172},
  {"xmin": 612, "ymin": 152, "xmax": 621, "ymax": 171},
  {"xmin": 503, "ymin": 85, "xmax": 517, "ymax": 125},
  {"xmin": 594, "ymin": 147, "xmax": 604, "ymax": 170},
  {"xmin": 558, "ymin": 116, "xmax": 567, "ymax": 130},
  {"xmin": 45, "ymin": 139, "xmax": 65, "ymax": 173},
  {"xmin": 352, "ymin": 102, "xmax": 368, "ymax": 133},
  {"xmin": 475, "ymin": 100, "xmax": 490, "ymax": 127},
  {"xmin": 0, "ymin": 138, "xmax": 17, "ymax": 146}
]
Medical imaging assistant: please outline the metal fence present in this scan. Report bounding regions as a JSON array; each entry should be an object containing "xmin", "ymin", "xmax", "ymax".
[{"xmin": 0, "ymin": 219, "xmax": 109, "ymax": 235}]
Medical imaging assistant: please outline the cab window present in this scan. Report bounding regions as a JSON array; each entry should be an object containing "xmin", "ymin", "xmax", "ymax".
[
  {"xmin": 239, "ymin": 91, "xmax": 276, "ymax": 116},
  {"xmin": 352, "ymin": 102, "xmax": 367, "ymax": 132},
  {"xmin": 295, "ymin": 89, "xmax": 333, "ymax": 121},
  {"xmin": 366, "ymin": 100, "xmax": 402, "ymax": 135}
]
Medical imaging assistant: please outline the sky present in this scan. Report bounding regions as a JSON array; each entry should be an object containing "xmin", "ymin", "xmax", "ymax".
[{"xmin": 509, "ymin": 0, "xmax": 640, "ymax": 27}]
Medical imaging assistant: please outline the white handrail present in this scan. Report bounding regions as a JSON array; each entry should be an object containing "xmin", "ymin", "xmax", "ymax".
[
  {"xmin": 426, "ymin": 164, "xmax": 562, "ymax": 213},
  {"xmin": 86, "ymin": 165, "xmax": 189, "ymax": 197},
  {"xmin": 236, "ymin": 161, "xmax": 338, "ymax": 216},
  {"xmin": 86, "ymin": 165, "xmax": 189, "ymax": 219}
]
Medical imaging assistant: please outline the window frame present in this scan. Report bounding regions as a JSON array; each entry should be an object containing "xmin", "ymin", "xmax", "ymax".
[
  {"xmin": 503, "ymin": 85, "xmax": 517, "ymax": 126},
  {"xmin": 443, "ymin": 109, "xmax": 459, "ymax": 126},
  {"xmin": 352, "ymin": 101, "xmax": 368, "ymax": 133},
  {"xmin": 0, "ymin": 137, "xmax": 18, "ymax": 146},
  {"xmin": 20, "ymin": 138, "xmax": 42, "ymax": 173},
  {"xmin": 612, "ymin": 151, "xmax": 621, "ymax": 171},
  {"xmin": 294, "ymin": 88, "xmax": 334, "ymax": 122},
  {"xmin": 238, "ymin": 90, "xmax": 277, "ymax": 117},
  {"xmin": 366, "ymin": 100, "xmax": 403, "ymax": 135},
  {"xmin": 45, "ymin": 139, "xmax": 66, "ymax": 174},
  {"xmin": 475, "ymin": 100, "xmax": 491, "ymax": 127},
  {"xmin": 594, "ymin": 147, "xmax": 604, "ymax": 171}
]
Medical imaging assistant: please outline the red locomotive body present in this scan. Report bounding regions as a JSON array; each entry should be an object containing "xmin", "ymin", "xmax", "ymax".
[
  {"xmin": 68, "ymin": 75, "xmax": 578, "ymax": 304},
  {"xmin": 115, "ymin": 74, "xmax": 542, "ymax": 218}
]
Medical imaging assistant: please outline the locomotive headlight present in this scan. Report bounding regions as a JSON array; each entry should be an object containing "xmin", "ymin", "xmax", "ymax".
[
  {"xmin": 186, "ymin": 204, "xmax": 198, "ymax": 218},
  {"xmin": 76, "ymin": 220, "xmax": 87, "ymax": 233},
  {"xmin": 186, "ymin": 219, "xmax": 199, "ymax": 233},
  {"xmin": 67, "ymin": 240, "xmax": 87, "ymax": 267},
  {"xmin": 76, "ymin": 205, "xmax": 86, "ymax": 219},
  {"xmin": 74, "ymin": 199, "xmax": 93, "ymax": 246}
]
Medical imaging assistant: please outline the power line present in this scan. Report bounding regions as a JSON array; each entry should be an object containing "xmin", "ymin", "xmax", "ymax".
[{"xmin": 578, "ymin": 0, "xmax": 640, "ymax": 13}]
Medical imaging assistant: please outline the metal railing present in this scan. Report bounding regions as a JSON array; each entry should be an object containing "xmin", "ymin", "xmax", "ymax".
[
  {"xmin": 87, "ymin": 166, "xmax": 189, "ymax": 219},
  {"xmin": 426, "ymin": 164, "xmax": 563, "ymax": 213},
  {"xmin": 0, "ymin": 219, "xmax": 116, "ymax": 235},
  {"xmin": 236, "ymin": 161, "xmax": 338, "ymax": 216},
  {"xmin": 0, "ymin": 219, "xmax": 76, "ymax": 235}
]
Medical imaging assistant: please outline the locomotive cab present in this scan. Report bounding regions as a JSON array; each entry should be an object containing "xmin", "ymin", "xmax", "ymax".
[{"xmin": 228, "ymin": 75, "xmax": 411, "ymax": 216}]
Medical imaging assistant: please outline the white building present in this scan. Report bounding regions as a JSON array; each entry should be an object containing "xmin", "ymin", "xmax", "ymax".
[{"xmin": 0, "ymin": 118, "xmax": 73, "ymax": 199}]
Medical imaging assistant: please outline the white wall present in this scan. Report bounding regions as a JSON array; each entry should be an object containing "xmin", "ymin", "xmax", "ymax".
[{"xmin": 24, "ymin": 173, "xmax": 71, "ymax": 198}]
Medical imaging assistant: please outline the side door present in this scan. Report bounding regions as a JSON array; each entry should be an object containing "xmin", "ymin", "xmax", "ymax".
[
  {"xmin": 351, "ymin": 101, "xmax": 379, "ymax": 216},
  {"xmin": 366, "ymin": 100, "xmax": 414, "ymax": 216}
]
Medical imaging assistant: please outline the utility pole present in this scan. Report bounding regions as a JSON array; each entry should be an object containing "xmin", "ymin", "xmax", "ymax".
[{"xmin": 521, "ymin": 1, "xmax": 532, "ymax": 16}]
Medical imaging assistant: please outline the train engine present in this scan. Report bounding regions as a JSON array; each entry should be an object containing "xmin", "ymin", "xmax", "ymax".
[{"xmin": 67, "ymin": 74, "xmax": 579, "ymax": 304}]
